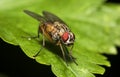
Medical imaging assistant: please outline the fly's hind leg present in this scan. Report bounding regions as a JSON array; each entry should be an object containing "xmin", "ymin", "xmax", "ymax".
[{"xmin": 21, "ymin": 26, "xmax": 41, "ymax": 40}]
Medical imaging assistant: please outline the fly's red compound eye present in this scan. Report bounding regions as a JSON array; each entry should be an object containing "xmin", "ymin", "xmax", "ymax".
[{"xmin": 62, "ymin": 32, "xmax": 69, "ymax": 42}]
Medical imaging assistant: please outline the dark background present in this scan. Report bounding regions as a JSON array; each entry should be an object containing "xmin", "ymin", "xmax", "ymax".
[{"xmin": 0, "ymin": 0, "xmax": 120, "ymax": 77}]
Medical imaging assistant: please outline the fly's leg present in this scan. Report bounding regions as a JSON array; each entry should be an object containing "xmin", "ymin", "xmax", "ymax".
[
  {"xmin": 69, "ymin": 44, "xmax": 74, "ymax": 54},
  {"xmin": 37, "ymin": 26, "xmax": 41, "ymax": 38},
  {"xmin": 33, "ymin": 26, "xmax": 45, "ymax": 58},
  {"xmin": 21, "ymin": 26, "xmax": 41, "ymax": 40},
  {"xmin": 59, "ymin": 43, "xmax": 68, "ymax": 65},
  {"xmin": 68, "ymin": 45, "xmax": 78, "ymax": 65},
  {"xmin": 59, "ymin": 43, "xmax": 78, "ymax": 65},
  {"xmin": 33, "ymin": 45, "xmax": 44, "ymax": 58},
  {"xmin": 68, "ymin": 54, "xmax": 78, "ymax": 65},
  {"xmin": 33, "ymin": 34, "xmax": 45, "ymax": 57}
]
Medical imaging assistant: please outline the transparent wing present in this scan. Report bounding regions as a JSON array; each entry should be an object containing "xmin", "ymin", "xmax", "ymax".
[
  {"xmin": 24, "ymin": 10, "xmax": 46, "ymax": 23},
  {"xmin": 43, "ymin": 11, "xmax": 67, "ymax": 24}
]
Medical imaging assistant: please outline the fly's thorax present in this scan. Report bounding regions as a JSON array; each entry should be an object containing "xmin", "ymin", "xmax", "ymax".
[{"xmin": 54, "ymin": 22, "xmax": 69, "ymax": 31}]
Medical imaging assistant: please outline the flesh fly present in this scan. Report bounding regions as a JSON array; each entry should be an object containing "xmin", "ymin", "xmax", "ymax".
[{"xmin": 24, "ymin": 10, "xmax": 77, "ymax": 65}]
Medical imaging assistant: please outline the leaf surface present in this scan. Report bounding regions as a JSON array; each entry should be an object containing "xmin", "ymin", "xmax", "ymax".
[{"xmin": 0, "ymin": 0, "xmax": 120, "ymax": 77}]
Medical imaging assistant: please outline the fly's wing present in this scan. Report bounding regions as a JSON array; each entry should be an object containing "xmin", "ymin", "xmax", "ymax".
[
  {"xmin": 24, "ymin": 10, "xmax": 46, "ymax": 23},
  {"xmin": 43, "ymin": 11, "xmax": 67, "ymax": 25}
]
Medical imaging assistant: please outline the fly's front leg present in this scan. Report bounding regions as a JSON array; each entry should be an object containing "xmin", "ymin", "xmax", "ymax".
[
  {"xmin": 69, "ymin": 44, "xmax": 74, "ymax": 54},
  {"xmin": 68, "ymin": 45, "xmax": 74, "ymax": 59},
  {"xmin": 59, "ymin": 43, "xmax": 67, "ymax": 65},
  {"xmin": 68, "ymin": 44, "xmax": 78, "ymax": 65}
]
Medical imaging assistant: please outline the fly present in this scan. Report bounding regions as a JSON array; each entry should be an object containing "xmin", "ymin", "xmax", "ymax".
[{"xmin": 24, "ymin": 10, "xmax": 77, "ymax": 65}]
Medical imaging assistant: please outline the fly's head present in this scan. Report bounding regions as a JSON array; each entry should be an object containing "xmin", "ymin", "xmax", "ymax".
[{"xmin": 61, "ymin": 32, "xmax": 75, "ymax": 46}]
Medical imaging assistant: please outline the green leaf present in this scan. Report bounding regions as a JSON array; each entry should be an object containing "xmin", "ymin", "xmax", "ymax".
[{"xmin": 0, "ymin": 0, "xmax": 120, "ymax": 77}]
